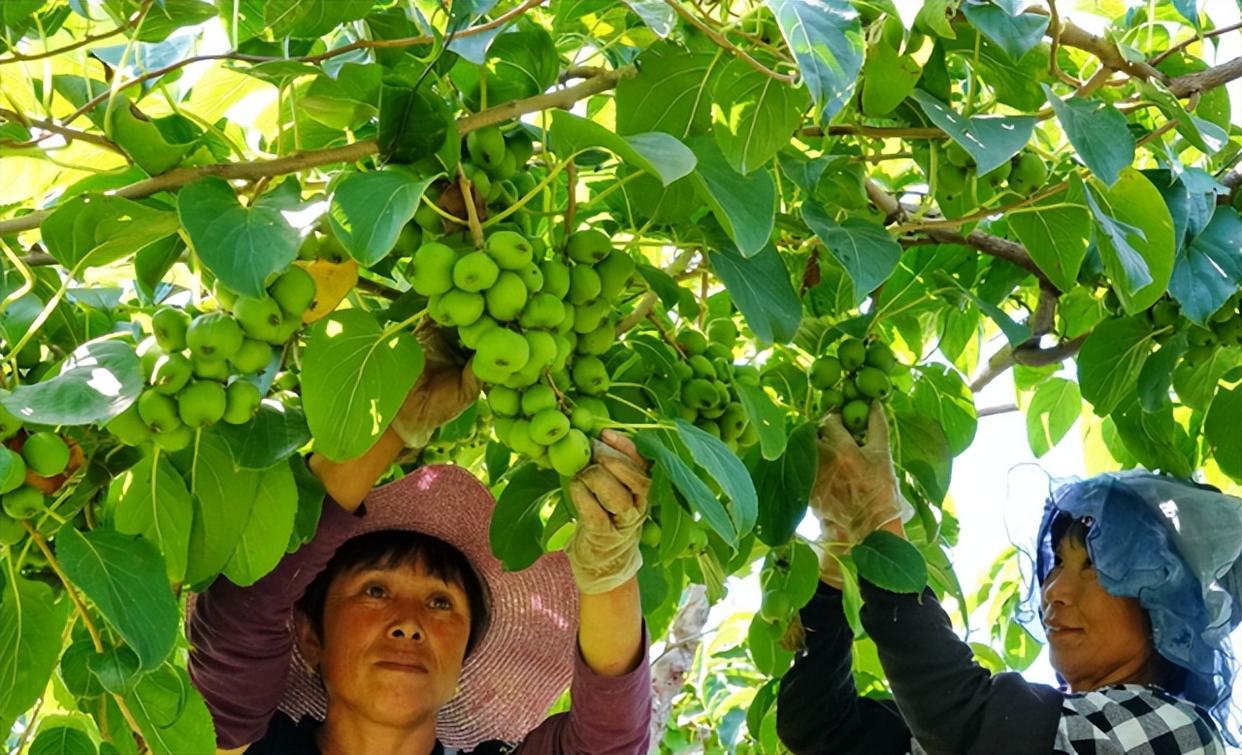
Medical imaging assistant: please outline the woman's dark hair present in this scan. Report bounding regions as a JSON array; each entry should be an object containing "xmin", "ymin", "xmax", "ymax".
[
  {"xmin": 296, "ymin": 530, "xmax": 491, "ymax": 658},
  {"xmin": 1047, "ymin": 515, "xmax": 1189, "ymax": 694}
]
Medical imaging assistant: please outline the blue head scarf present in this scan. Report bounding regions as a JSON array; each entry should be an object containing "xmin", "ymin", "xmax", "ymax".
[{"xmin": 1033, "ymin": 470, "xmax": 1242, "ymax": 740}]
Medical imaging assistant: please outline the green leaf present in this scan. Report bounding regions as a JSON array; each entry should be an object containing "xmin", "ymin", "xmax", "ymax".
[
  {"xmin": 1169, "ymin": 208, "xmax": 1242, "ymax": 326},
  {"xmin": 1173, "ymin": 346, "xmax": 1240, "ymax": 411},
  {"xmin": 634, "ymin": 432, "xmax": 737, "ymax": 545},
  {"xmin": 88, "ymin": 646, "xmax": 142, "ymax": 695},
  {"xmin": 549, "ymin": 111, "xmax": 696, "ymax": 187},
  {"xmin": 1085, "ymin": 170, "xmax": 1176, "ymax": 313},
  {"xmin": 301, "ymin": 64, "xmax": 382, "ymax": 131},
  {"xmin": 910, "ymin": 90, "xmax": 1036, "ymax": 175},
  {"xmin": 1206, "ymin": 386, "xmax": 1242, "ymax": 482},
  {"xmin": 104, "ymin": 97, "xmax": 198, "ymax": 175},
  {"xmin": 0, "ymin": 576, "xmax": 70, "ymax": 722},
  {"xmin": 264, "ymin": 0, "xmax": 371, "ymax": 38},
  {"xmin": 890, "ymin": 410, "xmax": 952, "ymax": 502},
  {"xmin": 734, "ymin": 381, "xmax": 786, "ymax": 460},
  {"xmin": 450, "ymin": 30, "xmax": 559, "ymax": 110},
  {"xmin": 1137, "ymin": 335, "xmax": 1185, "ymax": 412},
  {"xmin": 377, "ymin": 82, "xmax": 452, "ymax": 166},
  {"xmin": 301, "ymin": 309, "xmax": 424, "ymax": 462},
  {"xmin": 802, "ymin": 205, "xmax": 900, "ymax": 305},
  {"xmin": 30, "ymin": 727, "xmax": 96, "ymax": 755},
  {"xmin": 111, "ymin": 455, "xmax": 193, "ymax": 584},
  {"xmin": 675, "ymin": 418, "xmax": 758, "ymax": 538},
  {"xmin": 622, "ymin": 0, "xmax": 675, "ymax": 34},
  {"xmin": 489, "ymin": 463, "xmax": 559, "ymax": 571},
  {"xmin": 1008, "ymin": 177, "xmax": 1091, "ymax": 292},
  {"xmin": 616, "ymin": 42, "xmax": 722, "ymax": 138},
  {"xmin": 690, "ymin": 137, "xmax": 775, "ymax": 257},
  {"xmin": 764, "ymin": 0, "xmax": 864, "ymax": 122},
  {"xmin": 1076, "ymin": 315, "xmax": 1158, "ymax": 416},
  {"xmin": 961, "ymin": 0, "xmax": 1049, "ymax": 61},
  {"xmin": 1025, "ymin": 377, "xmax": 1081, "ymax": 457},
  {"xmin": 57, "ymin": 528, "xmax": 179, "ymax": 671},
  {"xmin": 327, "ymin": 169, "xmax": 439, "ymax": 267},
  {"xmin": 123, "ymin": 664, "xmax": 216, "ymax": 754},
  {"xmin": 853, "ymin": 530, "xmax": 927, "ymax": 593},
  {"xmin": 1138, "ymin": 80, "xmax": 1227, "ymax": 154},
  {"xmin": 214, "ymin": 401, "xmax": 311, "ymax": 470},
  {"xmin": 710, "ymin": 57, "xmax": 809, "ymax": 174},
  {"xmin": 707, "ymin": 242, "xmax": 801, "ymax": 345},
  {"xmin": 910, "ymin": 365, "xmax": 977, "ymax": 456},
  {"xmin": 0, "ymin": 339, "xmax": 142, "ymax": 426},
  {"xmin": 185, "ymin": 431, "xmax": 259, "ymax": 586},
  {"xmin": 177, "ymin": 177, "xmax": 303, "ymax": 298},
  {"xmin": 860, "ymin": 41, "xmax": 920, "ymax": 116},
  {"xmin": 41, "ymin": 194, "xmax": 180, "ymax": 271},
  {"xmin": 747, "ymin": 613, "xmax": 794, "ymax": 676},
  {"xmin": 749, "ymin": 422, "xmax": 817, "ymax": 547},
  {"xmin": 222, "ymin": 461, "xmax": 298, "ymax": 586},
  {"xmin": 1041, "ymin": 85, "xmax": 1133, "ymax": 187},
  {"xmin": 1112, "ymin": 402, "xmax": 1193, "ymax": 478}
]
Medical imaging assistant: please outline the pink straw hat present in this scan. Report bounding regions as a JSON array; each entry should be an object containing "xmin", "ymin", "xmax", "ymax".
[{"xmin": 278, "ymin": 464, "xmax": 579, "ymax": 749}]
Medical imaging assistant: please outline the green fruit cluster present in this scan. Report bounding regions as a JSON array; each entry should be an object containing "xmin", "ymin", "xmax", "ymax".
[
  {"xmin": 809, "ymin": 337, "xmax": 898, "ymax": 443},
  {"xmin": 933, "ymin": 145, "xmax": 1048, "ymax": 208},
  {"xmin": 416, "ymin": 227, "xmax": 635, "ymax": 477},
  {"xmin": 0, "ymin": 429, "xmax": 74, "ymax": 547},
  {"xmin": 1184, "ymin": 293, "xmax": 1242, "ymax": 366},
  {"xmin": 115, "ymin": 267, "xmax": 316, "ymax": 450}
]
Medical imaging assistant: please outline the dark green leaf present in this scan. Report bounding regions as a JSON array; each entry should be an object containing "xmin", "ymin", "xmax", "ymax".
[
  {"xmin": 1041, "ymin": 85, "xmax": 1133, "ymax": 187},
  {"xmin": 451, "ymin": 30, "xmax": 559, "ymax": 110},
  {"xmin": 123, "ymin": 664, "xmax": 216, "ymax": 753},
  {"xmin": 1173, "ymin": 346, "xmax": 1240, "ymax": 411},
  {"xmin": 749, "ymin": 422, "xmax": 817, "ymax": 546},
  {"xmin": 910, "ymin": 90, "xmax": 1036, "ymax": 174},
  {"xmin": 747, "ymin": 613, "xmax": 794, "ymax": 675},
  {"xmin": 910, "ymin": 365, "xmax": 977, "ymax": 455},
  {"xmin": 328, "ymin": 169, "xmax": 439, "ymax": 267},
  {"xmin": 30, "ymin": 726, "xmax": 96, "ymax": 755},
  {"xmin": 1112, "ymin": 402, "xmax": 1193, "ymax": 478},
  {"xmin": 1169, "ymin": 208, "xmax": 1242, "ymax": 326},
  {"xmin": 549, "ymin": 111, "xmax": 696, "ymax": 187},
  {"xmin": 622, "ymin": 0, "xmax": 675, "ymax": 34},
  {"xmin": 675, "ymin": 419, "xmax": 758, "ymax": 537},
  {"xmin": 764, "ymin": 0, "xmax": 864, "ymax": 122},
  {"xmin": 707, "ymin": 243, "xmax": 801, "ymax": 344},
  {"xmin": 1137, "ymin": 336, "xmax": 1185, "ymax": 412},
  {"xmin": 636, "ymin": 264, "xmax": 681, "ymax": 310},
  {"xmin": 1085, "ymin": 170, "xmax": 1176, "ymax": 313},
  {"xmin": 111, "ymin": 455, "xmax": 193, "ymax": 584},
  {"xmin": 802, "ymin": 205, "xmax": 900, "ymax": 305},
  {"xmin": 177, "ymin": 177, "xmax": 303, "ymax": 298},
  {"xmin": 690, "ymin": 137, "xmax": 775, "ymax": 257},
  {"xmin": 0, "ymin": 577, "xmax": 70, "ymax": 722},
  {"xmin": 214, "ymin": 401, "xmax": 311, "ymax": 470},
  {"xmin": 853, "ymin": 530, "xmax": 927, "ymax": 593},
  {"xmin": 377, "ymin": 83, "xmax": 452, "ymax": 166},
  {"xmin": 615, "ymin": 41, "xmax": 721, "ymax": 138},
  {"xmin": 41, "ymin": 194, "xmax": 180, "ymax": 271},
  {"xmin": 87, "ymin": 646, "xmax": 141, "ymax": 695},
  {"xmin": 734, "ymin": 381, "xmax": 786, "ymax": 459},
  {"xmin": 1206, "ymin": 386, "xmax": 1242, "ymax": 482},
  {"xmin": 185, "ymin": 432, "xmax": 260, "ymax": 586},
  {"xmin": 302, "ymin": 309, "xmax": 424, "ymax": 462},
  {"xmin": 222, "ymin": 461, "xmax": 298, "ymax": 586},
  {"xmin": 0, "ymin": 339, "xmax": 141, "ymax": 426},
  {"xmin": 890, "ymin": 410, "xmax": 952, "ymax": 502},
  {"xmin": 634, "ymin": 432, "xmax": 737, "ymax": 545},
  {"xmin": 961, "ymin": 0, "xmax": 1049, "ymax": 61},
  {"xmin": 489, "ymin": 463, "xmax": 559, "ymax": 571},
  {"xmin": 1076, "ymin": 315, "xmax": 1158, "ymax": 416},
  {"xmin": 264, "ymin": 0, "xmax": 370, "ymax": 38},
  {"xmin": 57, "ymin": 528, "xmax": 178, "ymax": 671},
  {"xmin": 1008, "ymin": 177, "xmax": 1091, "ymax": 292},
  {"xmin": 1025, "ymin": 377, "xmax": 1081, "ymax": 457},
  {"xmin": 710, "ymin": 57, "xmax": 809, "ymax": 174}
]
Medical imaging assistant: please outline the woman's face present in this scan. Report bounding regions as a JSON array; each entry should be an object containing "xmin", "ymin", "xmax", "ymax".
[
  {"xmin": 296, "ymin": 561, "xmax": 473, "ymax": 729},
  {"xmin": 1041, "ymin": 533, "xmax": 1157, "ymax": 690}
]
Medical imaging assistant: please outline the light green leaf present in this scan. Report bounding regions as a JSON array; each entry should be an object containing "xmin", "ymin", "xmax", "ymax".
[
  {"xmin": 185, "ymin": 431, "xmax": 260, "ymax": 586},
  {"xmin": 853, "ymin": 530, "xmax": 927, "ymax": 593},
  {"xmin": 549, "ymin": 111, "xmax": 696, "ymax": 187},
  {"xmin": 710, "ymin": 57, "xmax": 809, "ymax": 174},
  {"xmin": 961, "ymin": 0, "xmax": 1049, "ymax": 61},
  {"xmin": 1025, "ymin": 377, "xmax": 1081, "ymax": 457},
  {"xmin": 178, "ymin": 177, "xmax": 303, "ymax": 298},
  {"xmin": 123, "ymin": 664, "xmax": 216, "ymax": 754},
  {"xmin": 0, "ymin": 576, "xmax": 70, "ymax": 722},
  {"xmin": 764, "ymin": 0, "xmax": 864, "ymax": 122},
  {"xmin": 1041, "ymin": 84, "xmax": 1133, "ymax": 187},
  {"xmin": 29, "ymin": 726, "xmax": 96, "ymax": 755},
  {"xmin": 0, "ymin": 339, "xmax": 142, "ymax": 426},
  {"xmin": 690, "ymin": 137, "xmax": 775, "ymax": 257},
  {"xmin": 676, "ymin": 418, "xmax": 758, "ymax": 537},
  {"xmin": 802, "ymin": 204, "xmax": 900, "ymax": 305},
  {"xmin": 910, "ymin": 90, "xmax": 1036, "ymax": 175},
  {"xmin": 301, "ymin": 309, "xmax": 424, "ymax": 462},
  {"xmin": 451, "ymin": 30, "xmax": 559, "ymax": 110},
  {"xmin": 734, "ymin": 381, "xmax": 787, "ymax": 460},
  {"xmin": 748, "ymin": 422, "xmax": 817, "ymax": 547},
  {"xmin": 1139, "ymin": 80, "xmax": 1227, "ymax": 154},
  {"xmin": 41, "ymin": 194, "xmax": 180, "ymax": 271},
  {"xmin": 328, "ymin": 169, "xmax": 439, "ymax": 267},
  {"xmin": 707, "ymin": 242, "xmax": 801, "ymax": 344},
  {"xmin": 222, "ymin": 461, "xmax": 298, "ymax": 586},
  {"xmin": 1206, "ymin": 386, "xmax": 1242, "ymax": 482},
  {"xmin": 634, "ymin": 432, "xmax": 737, "ymax": 545},
  {"xmin": 264, "ymin": 0, "xmax": 371, "ymax": 38},
  {"xmin": 111, "ymin": 455, "xmax": 193, "ymax": 584},
  {"xmin": 1085, "ymin": 170, "xmax": 1176, "ymax": 314},
  {"xmin": 860, "ymin": 41, "xmax": 920, "ymax": 117},
  {"xmin": 910, "ymin": 365, "xmax": 977, "ymax": 456},
  {"xmin": 1076, "ymin": 315, "xmax": 1158, "ymax": 416},
  {"xmin": 615, "ymin": 42, "xmax": 722, "ymax": 138},
  {"xmin": 1008, "ymin": 177, "xmax": 1091, "ymax": 292},
  {"xmin": 57, "ymin": 528, "xmax": 178, "ymax": 671}
]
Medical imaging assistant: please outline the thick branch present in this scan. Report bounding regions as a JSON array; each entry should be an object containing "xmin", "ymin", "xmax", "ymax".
[
  {"xmin": 930, "ymin": 229, "xmax": 1053, "ymax": 288},
  {"xmin": 0, "ymin": 68, "xmax": 630, "ymax": 237},
  {"xmin": 1043, "ymin": 13, "xmax": 1169, "ymax": 82},
  {"xmin": 970, "ymin": 335, "xmax": 1087, "ymax": 393},
  {"xmin": 1168, "ymin": 56, "xmax": 1242, "ymax": 98}
]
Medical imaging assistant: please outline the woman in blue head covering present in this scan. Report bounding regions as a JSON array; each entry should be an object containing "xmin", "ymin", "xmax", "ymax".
[{"xmin": 775, "ymin": 404, "xmax": 1240, "ymax": 754}]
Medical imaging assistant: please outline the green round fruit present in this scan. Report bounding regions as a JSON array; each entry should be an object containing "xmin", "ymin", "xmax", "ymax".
[
  {"xmin": 485, "ymin": 230, "xmax": 534, "ymax": 270},
  {"xmin": 151, "ymin": 307, "xmax": 191, "ymax": 352},
  {"xmin": 841, "ymin": 378, "xmax": 861, "ymax": 402},
  {"xmin": 0, "ymin": 512, "xmax": 25, "ymax": 546},
  {"xmin": 944, "ymin": 142, "xmax": 972, "ymax": 167},
  {"xmin": 484, "ymin": 271, "xmax": 529, "ymax": 322},
  {"xmin": 838, "ymin": 338, "xmax": 867, "ymax": 371},
  {"xmin": 820, "ymin": 388, "xmax": 844, "ymax": 411},
  {"xmin": 855, "ymin": 366, "xmax": 892, "ymax": 399},
  {"xmin": 529, "ymin": 408, "xmax": 571, "ymax": 445},
  {"xmin": 138, "ymin": 389, "xmax": 182, "ymax": 434},
  {"xmin": 566, "ymin": 229, "xmax": 612, "ymax": 264},
  {"xmin": 982, "ymin": 160, "xmax": 1011, "ymax": 185},
  {"xmin": 22, "ymin": 432, "xmax": 69, "ymax": 477},
  {"xmin": 434, "ymin": 290, "xmax": 486, "ymax": 328},
  {"xmin": 151, "ymin": 352, "xmax": 193, "ymax": 395},
  {"xmin": 571, "ymin": 356, "xmax": 609, "ymax": 395},
  {"xmin": 458, "ymin": 316, "xmax": 499, "ymax": 349},
  {"xmin": 177, "ymin": 381, "xmax": 227, "ymax": 428},
  {"xmin": 0, "ymin": 448, "xmax": 27, "ymax": 494},
  {"xmin": 518, "ymin": 262, "xmax": 544, "ymax": 292},
  {"xmin": 192, "ymin": 355, "xmax": 232, "ymax": 382},
  {"xmin": 681, "ymin": 378, "xmax": 717, "ymax": 410},
  {"xmin": 475, "ymin": 328, "xmax": 531, "ymax": 377},
  {"xmin": 1009, "ymin": 152, "xmax": 1048, "ymax": 191},
  {"xmin": 688, "ymin": 354, "xmax": 716, "ymax": 380},
  {"xmin": 187, "ymin": 312, "xmax": 244, "ymax": 361},
  {"xmin": 519, "ymin": 293, "xmax": 566, "ymax": 329},
  {"xmin": 222, "ymin": 380, "xmax": 263, "ymax": 425},
  {"xmin": 0, "ymin": 404, "xmax": 21, "ymax": 440},
  {"xmin": 524, "ymin": 330, "xmax": 559, "ymax": 371},
  {"xmin": 521, "ymin": 384, "xmax": 558, "ymax": 416},
  {"xmin": 1149, "ymin": 300, "xmax": 1179, "ymax": 329},
  {"xmin": 2, "ymin": 486, "xmax": 45, "ymax": 519},
  {"xmin": 595, "ymin": 251, "xmax": 635, "ymax": 300},
  {"xmin": 105, "ymin": 404, "xmax": 150, "ymax": 446},
  {"xmin": 841, "ymin": 400, "xmax": 870, "ymax": 433},
  {"xmin": 466, "ymin": 125, "xmax": 506, "ymax": 170},
  {"xmin": 676, "ymin": 329, "xmax": 709, "ymax": 356},
  {"xmin": 568, "ymin": 265, "xmax": 602, "ymax": 305},
  {"xmin": 269, "ymin": 266, "xmax": 317, "ymax": 316},
  {"xmin": 864, "ymin": 342, "xmax": 897, "ymax": 373},
  {"xmin": 809, "ymin": 356, "xmax": 843, "ymax": 390},
  {"xmin": 153, "ymin": 424, "xmax": 194, "ymax": 452},
  {"xmin": 937, "ymin": 163, "xmax": 968, "ymax": 193},
  {"xmin": 410, "ymin": 242, "xmax": 458, "ymax": 296},
  {"xmin": 576, "ymin": 322, "xmax": 615, "ymax": 356},
  {"xmin": 573, "ymin": 299, "xmax": 610, "ymax": 335},
  {"xmin": 548, "ymin": 429, "xmax": 591, "ymax": 476},
  {"xmin": 640, "ymin": 520, "xmax": 662, "ymax": 549},
  {"xmin": 706, "ymin": 319, "xmax": 738, "ymax": 346},
  {"xmin": 488, "ymin": 385, "xmax": 522, "ymax": 417},
  {"xmin": 453, "ymin": 252, "xmax": 500, "ymax": 293},
  {"xmin": 719, "ymin": 403, "xmax": 748, "ymax": 440},
  {"xmin": 230, "ymin": 338, "xmax": 274, "ymax": 374}
]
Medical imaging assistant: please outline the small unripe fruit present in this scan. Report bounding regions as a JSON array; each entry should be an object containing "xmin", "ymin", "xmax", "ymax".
[
  {"xmin": 0, "ymin": 448, "xmax": 27, "ymax": 494},
  {"xmin": 640, "ymin": 520, "xmax": 662, "ymax": 549},
  {"xmin": 410, "ymin": 242, "xmax": 457, "ymax": 296},
  {"xmin": 566, "ymin": 229, "xmax": 611, "ymax": 264},
  {"xmin": 485, "ymin": 231, "xmax": 534, "ymax": 270},
  {"xmin": 529, "ymin": 408, "xmax": 570, "ymax": 445},
  {"xmin": 864, "ymin": 342, "xmax": 897, "ymax": 374},
  {"xmin": 0, "ymin": 404, "xmax": 21, "ymax": 440},
  {"xmin": 475, "ymin": 328, "xmax": 530, "ymax": 377},
  {"xmin": 222, "ymin": 381, "xmax": 263, "ymax": 425},
  {"xmin": 151, "ymin": 307, "xmax": 191, "ymax": 352},
  {"xmin": 541, "ymin": 260, "xmax": 571, "ymax": 298},
  {"xmin": 138, "ymin": 390, "xmax": 182, "ymax": 434},
  {"xmin": 571, "ymin": 356, "xmax": 609, "ymax": 395},
  {"xmin": 151, "ymin": 353, "xmax": 193, "ymax": 395},
  {"xmin": 431, "ymin": 290, "xmax": 486, "ymax": 328},
  {"xmin": 3, "ymin": 486, "xmax": 45, "ymax": 519},
  {"xmin": 518, "ymin": 262, "xmax": 544, "ymax": 292},
  {"xmin": 524, "ymin": 331, "xmax": 559, "ymax": 371},
  {"xmin": 706, "ymin": 319, "xmax": 738, "ymax": 346},
  {"xmin": 519, "ymin": 294, "xmax": 566, "ymax": 329},
  {"xmin": 676, "ymin": 330, "xmax": 708, "ymax": 356},
  {"xmin": 548, "ymin": 429, "xmax": 591, "ymax": 476},
  {"xmin": 22, "ymin": 431, "xmax": 70, "ymax": 477},
  {"xmin": 192, "ymin": 355, "xmax": 232, "ymax": 382},
  {"xmin": 838, "ymin": 338, "xmax": 866, "ymax": 371},
  {"xmin": 153, "ymin": 424, "xmax": 193, "ymax": 452},
  {"xmin": 453, "ymin": 252, "xmax": 500, "ymax": 293},
  {"xmin": 230, "ymin": 339, "xmax": 274, "ymax": 374},
  {"xmin": 568, "ymin": 265, "xmax": 602, "ymax": 305},
  {"xmin": 269, "ymin": 266, "xmax": 317, "ymax": 316},
  {"xmin": 809, "ymin": 356, "xmax": 842, "ymax": 390},
  {"xmin": 594, "ymin": 250, "xmax": 634, "ymax": 299},
  {"xmin": 759, "ymin": 590, "xmax": 791, "ymax": 624},
  {"xmin": 105, "ymin": 404, "xmax": 150, "ymax": 446},
  {"xmin": 484, "ymin": 271, "xmax": 529, "ymax": 322},
  {"xmin": 521, "ymin": 384, "xmax": 558, "ymax": 416},
  {"xmin": 187, "ymin": 312, "xmax": 244, "ymax": 361},
  {"xmin": 841, "ymin": 400, "xmax": 870, "ymax": 433},
  {"xmin": 488, "ymin": 386, "xmax": 522, "ymax": 417},
  {"xmin": 178, "ymin": 381, "xmax": 227, "ymax": 428}
]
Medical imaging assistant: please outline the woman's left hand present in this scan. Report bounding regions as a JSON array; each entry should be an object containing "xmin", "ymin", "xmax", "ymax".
[
  {"xmin": 566, "ymin": 430, "xmax": 651, "ymax": 595},
  {"xmin": 389, "ymin": 321, "xmax": 482, "ymax": 449}
]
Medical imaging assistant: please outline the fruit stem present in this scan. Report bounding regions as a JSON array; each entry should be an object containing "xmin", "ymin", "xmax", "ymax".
[
  {"xmin": 456, "ymin": 166, "xmax": 485, "ymax": 249},
  {"xmin": 482, "ymin": 154, "xmax": 577, "ymax": 228},
  {"xmin": 380, "ymin": 308, "xmax": 427, "ymax": 341},
  {"xmin": 564, "ymin": 162, "xmax": 578, "ymax": 234},
  {"xmin": 419, "ymin": 195, "xmax": 468, "ymax": 226}
]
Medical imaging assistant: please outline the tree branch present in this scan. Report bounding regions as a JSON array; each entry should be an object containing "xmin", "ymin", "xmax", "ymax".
[
  {"xmin": 0, "ymin": 67, "xmax": 632, "ymax": 237},
  {"xmin": 0, "ymin": 107, "xmax": 125, "ymax": 154},
  {"xmin": 0, "ymin": 0, "xmax": 155, "ymax": 65},
  {"xmin": 664, "ymin": 0, "xmax": 797, "ymax": 84},
  {"xmin": 1151, "ymin": 21, "xmax": 1242, "ymax": 66},
  {"xmin": 801, "ymin": 125, "xmax": 946, "ymax": 139},
  {"xmin": 969, "ymin": 335, "xmax": 1087, "ymax": 393},
  {"xmin": 1168, "ymin": 56, "xmax": 1242, "ymax": 98}
]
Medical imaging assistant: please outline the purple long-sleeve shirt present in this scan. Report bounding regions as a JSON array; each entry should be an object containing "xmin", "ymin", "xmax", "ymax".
[{"xmin": 188, "ymin": 498, "xmax": 652, "ymax": 754}]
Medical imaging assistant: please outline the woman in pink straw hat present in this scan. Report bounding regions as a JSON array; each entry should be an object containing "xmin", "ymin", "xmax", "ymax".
[{"xmin": 188, "ymin": 328, "xmax": 653, "ymax": 754}]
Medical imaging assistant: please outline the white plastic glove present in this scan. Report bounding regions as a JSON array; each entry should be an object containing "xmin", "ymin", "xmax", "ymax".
[
  {"xmin": 565, "ymin": 430, "xmax": 651, "ymax": 595},
  {"xmin": 811, "ymin": 402, "xmax": 914, "ymax": 548},
  {"xmin": 389, "ymin": 321, "xmax": 481, "ymax": 449}
]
